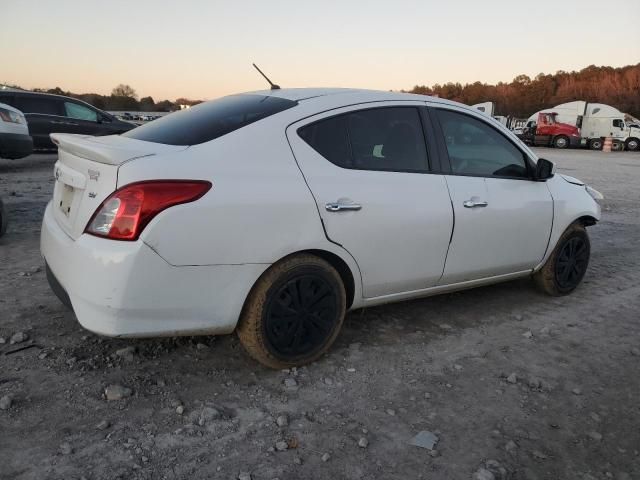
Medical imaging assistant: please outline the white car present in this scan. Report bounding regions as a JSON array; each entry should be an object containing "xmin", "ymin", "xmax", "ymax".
[
  {"xmin": 41, "ymin": 88, "xmax": 602, "ymax": 368},
  {"xmin": 0, "ymin": 102, "xmax": 33, "ymax": 159}
]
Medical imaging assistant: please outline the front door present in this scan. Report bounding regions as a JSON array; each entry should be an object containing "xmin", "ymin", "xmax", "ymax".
[
  {"xmin": 62, "ymin": 101, "xmax": 104, "ymax": 136},
  {"xmin": 431, "ymin": 106, "xmax": 553, "ymax": 284},
  {"xmin": 287, "ymin": 103, "xmax": 454, "ymax": 298}
]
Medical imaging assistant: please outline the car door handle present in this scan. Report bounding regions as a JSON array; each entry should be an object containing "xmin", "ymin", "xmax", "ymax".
[
  {"xmin": 463, "ymin": 199, "xmax": 488, "ymax": 208},
  {"xmin": 325, "ymin": 201, "xmax": 362, "ymax": 212}
]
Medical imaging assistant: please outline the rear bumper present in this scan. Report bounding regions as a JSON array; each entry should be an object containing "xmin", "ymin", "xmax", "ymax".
[
  {"xmin": 40, "ymin": 202, "xmax": 268, "ymax": 337},
  {"xmin": 0, "ymin": 132, "xmax": 33, "ymax": 159}
]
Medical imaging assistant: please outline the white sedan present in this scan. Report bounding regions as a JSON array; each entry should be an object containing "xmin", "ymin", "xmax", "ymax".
[{"xmin": 41, "ymin": 88, "xmax": 601, "ymax": 368}]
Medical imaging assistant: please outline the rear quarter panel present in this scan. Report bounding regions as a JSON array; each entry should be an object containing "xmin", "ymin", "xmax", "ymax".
[{"xmin": 117, "ymin": 118, "xmax": 358, "ymax": 270}]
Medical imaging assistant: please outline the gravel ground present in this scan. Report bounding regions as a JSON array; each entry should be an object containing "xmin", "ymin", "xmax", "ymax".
[{"xmin": 1, "ymin": 148, "xmax": 639, "ymax": 480}]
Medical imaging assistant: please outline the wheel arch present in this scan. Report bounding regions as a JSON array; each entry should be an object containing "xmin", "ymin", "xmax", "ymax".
[
  {"xmin": 241, "ymin": 248, "xmax": 360, "ymax": 315},
  {"xmin": 301, "ymin": 249, "xmax": 356, "ymax": 309},
  {"xmin": 535, "ymin": 213, "xmax": 598, "ymax": 273},
  {"xmin": 577, "ymin": 215, "xmax": 598, "ymax": 227}
]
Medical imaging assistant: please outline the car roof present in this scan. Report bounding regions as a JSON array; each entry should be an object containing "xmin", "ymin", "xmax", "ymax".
[
  {"xmin": 6, "ymin": 90, "xmax": 80, "ymax": 102},
  {"xmin": 244, "ymin": 87, "xmax": 464, "ymax": 108}
]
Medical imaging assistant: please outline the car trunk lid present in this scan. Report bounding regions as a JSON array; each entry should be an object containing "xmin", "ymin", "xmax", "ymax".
[{"xmin": 50, "ymin": 133, "xmax": 186, "ymax": 239}]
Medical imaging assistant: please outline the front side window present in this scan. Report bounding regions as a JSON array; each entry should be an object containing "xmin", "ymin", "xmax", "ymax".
[
  {"xmin": 298, "ymin": 107, "xmax": 428, "ymax": 172},
  {"xmin": 437, "ymin": 109, "xmax": 529, "ymax": 178},
  {"xmin": 65, "ymin": 102, "xmax": 98, "ymax": 122},
  {"xmin": 612, "ymin": 119, "xmax": 624, "ymax": 128}
]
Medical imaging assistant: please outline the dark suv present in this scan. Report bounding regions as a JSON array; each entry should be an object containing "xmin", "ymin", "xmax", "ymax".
[{"xmin": 0, "ymin": 91, "xmax": 136, "ymax": 149}]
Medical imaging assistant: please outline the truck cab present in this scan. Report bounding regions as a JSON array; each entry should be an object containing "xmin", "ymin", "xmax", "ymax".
[{"xmin": 522, "ymin": 112, "xmax": 581, "ymax": 149}]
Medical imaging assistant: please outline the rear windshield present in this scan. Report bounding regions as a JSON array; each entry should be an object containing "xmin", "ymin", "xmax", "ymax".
[{"xmin": 123, "ymin": 94, "xmax": 297, "ymax": 146}]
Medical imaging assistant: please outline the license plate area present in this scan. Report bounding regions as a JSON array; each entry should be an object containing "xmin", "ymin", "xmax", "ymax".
[{"xmin": 59, "ymin": 184, "xmax": 75, "ymax": 217}]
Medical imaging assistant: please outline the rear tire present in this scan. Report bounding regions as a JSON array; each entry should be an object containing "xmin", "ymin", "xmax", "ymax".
[
  {"xmin": 553, "ymin": 135, "xmax": 569, "ymax": 149},
  {"xmin": 236, "ymin": 254, "xmax": 346, "ymax": 369},
  {"xmin": 589, "ymin": 139, "xmax": 603, "ymax": 150},
  {"xmin": 625, "ymin": 138, "xmax": 640, "ymax": 151},
  {"xmin": 533, "ymin": 223, "xmax": 590, "ymax": 296}
]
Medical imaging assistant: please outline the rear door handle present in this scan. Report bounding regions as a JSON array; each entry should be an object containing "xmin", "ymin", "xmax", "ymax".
[
  {"xmin": 463, "ymin": 199, "xmax": 488, "ymax": 208},
  {"xmin": 325, "ymin": 201, "xmax": 362, "ymax": 212}
]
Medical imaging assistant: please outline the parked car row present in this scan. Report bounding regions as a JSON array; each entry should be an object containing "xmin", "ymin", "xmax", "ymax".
[
  {"xmin": 117, "ymin": 113, "xmax": 162, "ymax": 122},
  {"xmin": 0, "ymin": 91, "xmax": 135, "ymax": 151}
]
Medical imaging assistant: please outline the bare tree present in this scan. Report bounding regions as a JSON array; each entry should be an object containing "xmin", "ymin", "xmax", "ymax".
[{"xmin": 111, "ymin": 84, "xmax": 138, "ymax": 100}]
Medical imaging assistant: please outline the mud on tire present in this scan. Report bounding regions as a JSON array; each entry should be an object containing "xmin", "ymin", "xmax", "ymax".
[
  {"xmin": 236, "ymin": 254, "xmax": 346, "ymax": 369},
  {"xmin": 534, "ymin": 223, "xmax": 590, "ymax": 296}
]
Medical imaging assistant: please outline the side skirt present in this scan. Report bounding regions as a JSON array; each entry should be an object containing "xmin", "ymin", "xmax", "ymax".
[{"xmin": 358, "ymin": 270, "xmax": 532, "ymax": 309}]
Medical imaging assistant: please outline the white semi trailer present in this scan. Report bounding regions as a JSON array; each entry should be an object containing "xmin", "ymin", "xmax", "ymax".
[{"xmin": 527, "ymin": 101, "xmax": 640, "ymax": 151}]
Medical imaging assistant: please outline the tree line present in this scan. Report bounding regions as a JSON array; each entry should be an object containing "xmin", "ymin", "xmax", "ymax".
[
  {"xmin": 408, "ymin": 63, "xmax": 640, "ymax": 119},
  {"xmin": 5, "ymin": 63, "xmax": 639, "ymax": 118},
  {"xmin": 2, "ymin": 83, "xmax": 202, "ymax": 112}
]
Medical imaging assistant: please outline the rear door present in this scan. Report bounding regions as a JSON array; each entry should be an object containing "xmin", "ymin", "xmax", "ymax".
[
  {"xmin": 430, "ymin": 105, "xmax": 553, "ymax": 284},
  {"xmin": 287, "ymin": 103, "xmax": 453, "ymax": 298},
  {"xmin": 13, "ymin": 94, "xmax": 66, "ymax": 148}
]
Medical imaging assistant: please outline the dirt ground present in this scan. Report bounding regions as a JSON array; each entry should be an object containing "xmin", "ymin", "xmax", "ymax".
[{"xmin": 1, "ymin": 148, "xmax": 639, "ymax": 480}]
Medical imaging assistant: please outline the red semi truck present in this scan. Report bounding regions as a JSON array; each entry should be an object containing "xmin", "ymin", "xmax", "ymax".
[{"xmin": 520, "ymin": 112, "xmax": 581, "ymax": 149}]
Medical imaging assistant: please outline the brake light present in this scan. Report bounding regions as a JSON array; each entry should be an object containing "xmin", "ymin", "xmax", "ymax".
[{"xmin": 85, "ymin": 180, "xmax": 211, "ymax": 241}]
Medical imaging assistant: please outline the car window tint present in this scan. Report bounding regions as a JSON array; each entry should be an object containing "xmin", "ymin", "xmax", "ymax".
[
  {"xmin": 13, "ymin": 96, "xmax": 63, "ymax": 116},
  {"xmin": 65, "ymin": 102, "xmax": 98, "ymax": 122},
  {"xmin": 437, "ymin": 109, "xmax": 528, "ymax": 178},
  {"xmin": 298, "ymin": 107, "xmax": 429, "ymax": 173},
  {"xmin": 0, "ymin": 95, "xmax": 17, "ymax": 108},
  {"xmin": 297, "ymin": 116, "xmax": 352, "ymax": 167},
  {"xmin": 123, "ymin": 94, "xmax": 297, "ymax": 146}
]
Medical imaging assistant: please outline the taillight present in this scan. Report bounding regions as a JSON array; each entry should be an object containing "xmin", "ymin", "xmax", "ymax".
[{"xmin": 85, "ymin": 180, "xmax": 211, "ymax": 241}]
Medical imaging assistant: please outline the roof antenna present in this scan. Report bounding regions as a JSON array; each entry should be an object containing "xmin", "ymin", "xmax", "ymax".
[{"xmin": 252, "ymin": 63, "xmax": 280, "ymax": 90}]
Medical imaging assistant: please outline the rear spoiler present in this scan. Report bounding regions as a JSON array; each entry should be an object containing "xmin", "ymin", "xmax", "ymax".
[{"xmin": 50, "ymin": 133, "xmax": 185, "ymax": 166}]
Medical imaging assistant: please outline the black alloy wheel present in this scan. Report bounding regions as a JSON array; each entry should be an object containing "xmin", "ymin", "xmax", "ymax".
[
  {"xmin": 554, "ymin": 236, "xmax": 590, "ymax": 292},
  {"xmin": 263, "ymin": 273, "xmax": 339, "ymax": 359}
]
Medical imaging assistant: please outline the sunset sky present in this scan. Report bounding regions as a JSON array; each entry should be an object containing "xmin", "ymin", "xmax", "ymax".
[{"xmin": 2, "ymin": 0, "xmax": 639, "ymax": 101}]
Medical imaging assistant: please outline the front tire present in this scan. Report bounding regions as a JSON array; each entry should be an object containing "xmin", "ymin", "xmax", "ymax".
[
  {"xmin": 534, "ymin": 223, "xmax": 590, "ymax": 296},
  {"xmin": 553, "ymin": 135, "xmax": 569, "ymax": 149},
  {"xmin": 236, "ymin": 254, "xmax": 346, "ymax": 369},
  {"xmin": 625, "ymin": 138, "xmax": 640, "ymax": 151}
]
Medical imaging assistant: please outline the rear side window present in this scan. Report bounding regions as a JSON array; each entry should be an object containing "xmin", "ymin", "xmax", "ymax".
[
  {"xmin": 0, "ymin": 95, "xmax": 17, "ymax": 108},
  {"xmin": 123, "ymin": 94, "xmax": 297, "ymax": 146},
  {"xmin": 298, "ymin": 107, "xmax": 429, "ymax": 172},
  {"xmin": 13, "ymin": 95, "xmax": 63, "ymax": 116}
]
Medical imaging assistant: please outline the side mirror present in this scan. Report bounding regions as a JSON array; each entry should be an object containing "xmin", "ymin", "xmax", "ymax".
[{"xmin": 535, "ymin": 158, "xmax": 555, "ymax": 181}]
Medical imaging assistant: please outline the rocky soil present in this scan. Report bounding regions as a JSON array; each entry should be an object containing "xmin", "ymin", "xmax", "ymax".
[{"xmin": 1, "ymin": 149, "xmax": 639, "ymax": 480}]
